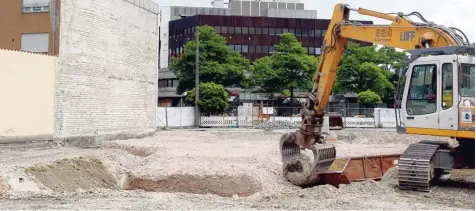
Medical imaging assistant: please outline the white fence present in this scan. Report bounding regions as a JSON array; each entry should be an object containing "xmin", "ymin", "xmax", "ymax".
[{"xmin": 156, "ymin": 107, "xmax": 401, "ymax": 129}]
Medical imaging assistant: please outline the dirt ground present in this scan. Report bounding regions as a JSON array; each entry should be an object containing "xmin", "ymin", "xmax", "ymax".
[{"xmin": 0, "ymin": 128, "xmax": 474, "ymax": 210}]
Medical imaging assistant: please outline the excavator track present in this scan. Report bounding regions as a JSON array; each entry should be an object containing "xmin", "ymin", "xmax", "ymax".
[{"xmin": 398, "ymin": 142, "xmax": 440, "ymax": 192}]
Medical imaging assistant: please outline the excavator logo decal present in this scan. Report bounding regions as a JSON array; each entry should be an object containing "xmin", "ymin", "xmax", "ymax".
[
  {"xmin": 400, "ymin": 31, "xmax": 416, "ymax": 42},
  {"xmin": 375, "ymin": 28, "xmax": 392, "ymax": 42}
]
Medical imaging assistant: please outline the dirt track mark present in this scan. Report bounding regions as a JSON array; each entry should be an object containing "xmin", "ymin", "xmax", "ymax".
[{"xmin": 125, "ymin": 174, "xmax": 262, "ymax": 197}]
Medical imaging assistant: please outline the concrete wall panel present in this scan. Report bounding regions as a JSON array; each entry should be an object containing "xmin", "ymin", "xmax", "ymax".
[{"xmin": 0, "ymin": 49, "xmax": 56, "ymax": 142}]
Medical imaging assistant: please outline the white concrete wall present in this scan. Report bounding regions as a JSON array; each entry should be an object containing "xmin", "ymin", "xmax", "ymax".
[
  {"xmin": 156, "ymin": 107, "xmax": 195, "ymax": 127},
  {"xmin": 55, "ymin": 0, "xmax": 159, "ymax": 140},
  {"xmin": 0, "ymin": 49, "xmax": 56, "ymax": 141}
]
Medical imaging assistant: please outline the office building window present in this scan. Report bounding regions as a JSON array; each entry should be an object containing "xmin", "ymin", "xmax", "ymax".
[
  {"xmin": 256, "ymin": 45, "xmax": 262, "ymax": 53},
  {"xmin": 235, "ymin": 45, "xmax": 242, "ymax": 52},
  {"xmin": 309, "ymin": 29, "xmax": 315, "ymax": 37},
  {"xmin": 213, "ymin": 26, "xmax": 221, "ymax": 33},
  {"xmin": 262, "ymin": 46, "xmax": 269, "ymax": 53},
  {"xmin": 228, "ymin": 44, "xmax": 235, "ymax": 51},
  {"xmin": 256, "ymin": 28, "xmax": 262, "ymax": 35},
  {"xmin": 242, "ymin": 27, "xmax": 249, "ymax": 34},
  {"xmin": 263, "ymin": 28, "xmax": 269, "ymax": 35},
  {"xmin": 22, "ymin": 0, "xmax": 49, "ymax": 13},
  {"xmin": 269, "ymin": 46, "xmax": 275, "ymax": 53},
  {"xmin": 249, "ymin": 27, "xmax": 255, "ymax": 35},
  {"xmin": 289, "ymin": 28, "xmax": 295, "ymax": 35},
  {"xmin": 228, "ymin": 27, "xmax": 234, "ymax": 34},
  {"xmin": 269, "ymin": 28, "xmax": 276, "ymax": 35},
  {"xmin": 302, "ymin": 29, "xmax": 309, "ymax": 37},
  {"xmin": 221, "ymin": 26, "xmax": 228, "ymax": 34},
  {"xmin": 296, "ymin": 29, "xmax": 302, "ymax": 36},
  {"xmin": 242, "ymin": 45, "xmax": 248, "ymax": 53},
  {"xmin": 283, "ymin": 28, "xmax": 289, "ymax": 33},
  {"xmin": 276, "ymin": 28, "xmax": 283, "ymax": 35},
  {"xmin": 21, "ymin": 33, "xmax": 49, "ymax": 53},
  {"xmin": 249, "ymin": 45, "xmax": 255, "ymax": 53},
  {"xmin": 315, "ymin": 48, "xmax": 321, "ymax": 55},
  {"xmin": 235, "ymin": 27, "xmax": 242, "ymax": 34}
]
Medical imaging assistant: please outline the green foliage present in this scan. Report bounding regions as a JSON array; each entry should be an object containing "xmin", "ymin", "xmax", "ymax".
[
  {"xmin": 250, "ymin": 33, "xmax": 317, "ymax": 94},
  {"xmin": 333, "ymin": 42, "xmax": 404, "ymax": 104},
  {"xmin": 357, "ymin": 90, "xmax": 382, "ymax": 107},
  {"xmin": 170, "ymin": 25, "xmax": 250, "ymax": 94},
  {"xmin": 185, "ymin": 82, "xmax": 229, "ymax": 115}
]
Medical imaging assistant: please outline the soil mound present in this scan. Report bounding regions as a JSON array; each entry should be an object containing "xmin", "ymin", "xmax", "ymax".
[
  {"xmin": 125, "ymin": 174, "xmax": 262, "ymax": 197},
  {"xmin": 25, "ymin": 157, "xmax": 118, "ymax": 192}
]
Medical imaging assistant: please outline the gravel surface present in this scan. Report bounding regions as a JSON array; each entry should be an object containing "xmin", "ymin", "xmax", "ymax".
[{"xmin": 0, "ymin": 129, "xmax": 473, "ymax": 210}]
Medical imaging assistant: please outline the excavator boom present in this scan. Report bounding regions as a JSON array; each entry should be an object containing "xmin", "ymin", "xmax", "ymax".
[{"xmin": 279, "ymin": 3, "xmax": 473, "ymax": 188}]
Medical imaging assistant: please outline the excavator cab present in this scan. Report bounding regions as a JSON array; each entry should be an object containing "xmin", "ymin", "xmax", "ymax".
[{"xmin": 395, "ymin": 46, "xmax": 475, "ymax": 191}]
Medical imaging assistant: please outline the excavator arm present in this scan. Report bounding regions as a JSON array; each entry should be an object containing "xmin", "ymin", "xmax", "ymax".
[{"xmin": 279, "ymin": 3, "xmax": 471, "ymax": 186}]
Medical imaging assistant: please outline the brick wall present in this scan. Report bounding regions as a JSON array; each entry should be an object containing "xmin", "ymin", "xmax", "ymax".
[{"xmin": 54, "ymin": 0, "xmax": 159, "ymax": 145}]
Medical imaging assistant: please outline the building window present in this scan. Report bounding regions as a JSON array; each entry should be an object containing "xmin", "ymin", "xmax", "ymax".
[
  {"xmin": 263, "ymin": 28, "xmax": 269, "ymax": 35},
  {"xmin": 269, "ymin": 28, "xmax": 276, "ymax": 35},
  {"xmin": 235, "ymin": 45, "xmax": 242, "ymax": 52},
  {"xmin": 309, "ymin": 29, "xmax": 315, "ymax": 37},
  {"xmin": 315, "ymin": 48, "xmax": 321, "ymax": 55},
  {"xmin": 242, "ymin": 27, "xmax": 249, "ymax": 34},
  {"xmin": 22, "ymin": 0, "xmax": 49, "ymax": 13},
  {"xmin": 322, "ymin": 30, "xmax": 327, "ymax": 37},
  {"xmin": 235, "ymin": 27, "xmax": 242, "ymax": 34},
  {"xmin": 228, "ymin": 27, "xmax": 235, "ymax": 34},
  {"xmin": 302, "ymin": 29, "xmax": 309, "ymax": 37},
  {"xmin": 269, "ymin": 46, "xmax": 275, "ymax": 53},
  {"xmin": 249, "ymin": 27, "xmax": 255, "ymax": 35},
  {"xmin": 296, "ymin": 29, "xmax": 302, "ymax": 36},
  {"xmin": 158, "ymin": 79, "xmax": 177, "ymax": 88},
  {"xmin": 256, "ymin": 28, "xmax": 262, "ymax": 35},
  {"xmin": 242, "ymin": 45, "xmax": 249, "ymax": 53},
  {"xmin": 228, "ymin": 44, "xmax": 235, "ymax": 51},
  {"xmin": 213, "ymin": 26, "xmax": 221, "ymax": 33},
  {"xmin": 256, "ymin": 46, "xmax": 262, "ymax": 53},
  {"xmin": 308, "ymin": 47, "xmax": 314, "ymax": 54},
  {"xmin": 221, "ymin": 26, "xmax": 228, "ymax": 34},
  {"xmin": 289, "ymin": 28, "xmax": 296, "ymax": 35},
  {"xmin": 262, "ymin": 46, "xmax": 269, "ymax": 53},
  {"xmin": 276, "ymin": 28, "xmax": 282, "ymax": 35},
  {"xmin": 249, "ymin": 45, "xmax": 255, "ymax": 53},
  {"xmin": 21, "ymin": 33, "xmax": 49, "ymax": 53}
]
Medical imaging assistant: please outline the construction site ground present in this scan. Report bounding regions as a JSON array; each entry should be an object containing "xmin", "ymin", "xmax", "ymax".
[{"xmin": 0, "ymin": 128, "xmax": 474, "ymax": 210}]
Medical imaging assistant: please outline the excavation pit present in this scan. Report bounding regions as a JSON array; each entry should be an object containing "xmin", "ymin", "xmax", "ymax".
[{"xmin": 125, "ymin": 174, "xmax": 262, "ymax": 197}]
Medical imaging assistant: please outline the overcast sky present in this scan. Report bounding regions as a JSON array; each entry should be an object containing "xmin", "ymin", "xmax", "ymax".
[{"xmin": 155, "ymin": 0, "xmax": 475, "ymax": 43}]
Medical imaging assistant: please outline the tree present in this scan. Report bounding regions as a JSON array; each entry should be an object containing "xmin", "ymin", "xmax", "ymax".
[
  {"xmin": 185, "ymin": 82, "xmax": 229, "ymax": 115},
  {"xmin": 333, "ymin": 42, "xmax": 404, "ymax": 105},
  {"xmin": 357, "ymin": 90, "xmax": 382, "ymax": 107},
  {"xmin": 250, "ymin": 33, "xmax": 318, "ymax": 104},
  {"xmin": 170, "ymin": 25, "xmax": 250, "ymax": 94}
]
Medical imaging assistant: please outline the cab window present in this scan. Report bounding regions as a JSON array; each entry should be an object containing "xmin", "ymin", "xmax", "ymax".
[
  {"xmin": 442, "ymin": 63, "xmax": 453, "ymax": 110},
  {"xmin": 406, "ymin": 64, "xmax": 437, "ymax": 115},
  {"xmin": 460, "ymin": 63, "xmax": 475, "ymax": 97}
]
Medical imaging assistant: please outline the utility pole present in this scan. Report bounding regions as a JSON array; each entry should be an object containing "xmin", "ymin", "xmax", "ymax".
[{"xmin": 195, "ymin": 30, "xmax": 200, "ymax": 127}]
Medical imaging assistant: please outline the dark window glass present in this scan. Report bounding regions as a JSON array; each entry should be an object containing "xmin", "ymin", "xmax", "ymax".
[
  {"xmin": 221, "ymin": 27, "xmax": 228, "ymax": 34},
  {"xmin": 242, "ymin": 27, "xmax": 249, "ymax": 34},
  {"xmin": 263, "ymin": 28, "xmax": 269, "ymax": 35},
  {"xmin": 249, "ymin": 45, "xmax": 256, "ymax": 52},
  {"xmin": 256, "ymin": 28, "xmax": 262, "ymax": 35},
  {"xmin": 296, "ymin": 29, "xmax": 302, "ymax": 36},
  {"xmin": 249, "ymin": 27, "xmax": 255, "ymax": 35},
  {"xmin": 269, "ymin": 28, "xmax": 276, "ymax": 35},
  {"xmin": 235, "ymin": 27, "xmax": 242, "ymax": 34},
  {"xmin": 228, "ymin": 27, "xmax": 234, "ymax": 34},
  {"xmin": 242, "ymin": 45, "xmax": 248, "ymax": 53},
  {"xmin": 283, "ymin": 28, "xmax": 289, "ymax": 33},
  {"xmin": 309, "ymin": 29, "xmax": 315, "ymax": 37},
  {"xmin": 235, "ymin": 45, "xmax": 242, "ymax": 52},
  {"xmin": 276, "ymin": 28, "xmax": 283, "ymax": 35},
  {"xmin": 308, "ymin": 47, "xmax": 314, "ymax": 54},
  {"xmin": 289, "ymin": 28, "xmax": 295, "ymax": 34},
  {"xmin": 262, "ymin": 45, "xmax": 269, "ymax": 53},
  {"xmin": 406, "ymin": 64, "xmax": 437, "ymax": 115},
  {"xmin": 256, "ymin": 45, "xmax": 262, "ymax": 53},
  {"xmin": 269, "ymin": 46, "xmax": 275, "ymax": 53},
  {"xmin": 228, "ymin": 44, "xmax": 235, "ymax": 51},
  {"xmin": 302, "ymin": 29, "xmax": 309, "ymax": 36},
  {"xmin": 213, "ymin": 26, "xmax": 220, "ymax": 33}
]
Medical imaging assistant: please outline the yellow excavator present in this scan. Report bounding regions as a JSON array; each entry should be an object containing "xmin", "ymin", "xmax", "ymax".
[{"xmin": 279, "ymin": 3, "xmax": 474, "ymax": 192}]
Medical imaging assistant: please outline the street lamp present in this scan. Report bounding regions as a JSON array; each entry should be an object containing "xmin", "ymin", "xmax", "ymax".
[{"xmin": 195, "ymin": 29, "xmax": 200, "ymax": 127}]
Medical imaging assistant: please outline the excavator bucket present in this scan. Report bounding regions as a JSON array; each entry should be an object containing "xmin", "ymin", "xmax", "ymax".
[
  {"xmin": 319, "ymin": 154, "xmax": 401, "ymax": 187},
  {"xmin": 328, "ymin": 113, "xmax": 344, "ymax": 129}
]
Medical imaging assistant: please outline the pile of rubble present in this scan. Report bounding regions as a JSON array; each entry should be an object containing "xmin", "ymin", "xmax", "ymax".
[{"xmin": 253, "ymin": 121, "xmax": 301, "ymax": 130}]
